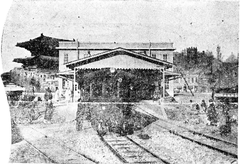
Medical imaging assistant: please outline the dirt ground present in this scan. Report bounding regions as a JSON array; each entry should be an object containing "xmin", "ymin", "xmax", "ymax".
[
  {"xmin": 9, "ymin": 94, "xmax": 238, "ymax": 163},
  {"xmin": 10, "ymin": 103, "xmax": 123, "ymax": 163}
]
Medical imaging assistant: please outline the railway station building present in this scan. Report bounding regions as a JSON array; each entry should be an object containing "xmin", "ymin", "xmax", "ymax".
[{"xmin": 57, "ymin": 41, "xmax": 180, "ymax": 102}]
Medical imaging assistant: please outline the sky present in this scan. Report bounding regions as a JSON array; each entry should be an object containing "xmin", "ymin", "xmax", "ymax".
[{"xmin": 0, "ymin": 0, "xmax": 239, "ymax": 72}]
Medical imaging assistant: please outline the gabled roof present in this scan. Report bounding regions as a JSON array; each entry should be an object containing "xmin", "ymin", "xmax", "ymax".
[
  {"xmin": 66, "ymin": 47, "xmax": 173, "ymax": 70},
  {"xmin": 16, "ymin": 33, "xmax": 71, "ymax": 48},
  {"xmin": 16, "ymin": 33, "xmax": 72, "ymax": 57}
]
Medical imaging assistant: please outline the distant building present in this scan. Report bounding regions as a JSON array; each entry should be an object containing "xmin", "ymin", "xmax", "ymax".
[
  {"xmin": 11, "ymin": 33, "xmax": 72, "ymax": 92},
  {"xmin": 173, "ymin": 72, "xmax": 199, "ymax": 93}
]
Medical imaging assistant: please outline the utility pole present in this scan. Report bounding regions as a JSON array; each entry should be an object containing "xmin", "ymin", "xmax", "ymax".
[
  {"xmin": 149, "ymin": 41, "xmax": 151, "ymax": 57},
  {"xmin": 177, "ymin": 67, "xmax": 194, "ymax": 96}
]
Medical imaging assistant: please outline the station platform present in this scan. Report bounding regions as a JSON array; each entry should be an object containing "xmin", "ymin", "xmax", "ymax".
[{"xmin": 135, "ymin": 100, "xmax": 168, "ymax": 120}]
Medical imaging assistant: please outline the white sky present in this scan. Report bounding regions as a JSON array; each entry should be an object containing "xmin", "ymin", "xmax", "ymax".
[{"xmin": 0, "ymin": 0, "xmax": 239, "ymax": 72}]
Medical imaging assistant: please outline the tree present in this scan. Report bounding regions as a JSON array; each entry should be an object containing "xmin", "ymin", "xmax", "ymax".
[
  {"xmin": 216, "ymin": 45, "xmax": 223, "ymax": 61},
  {"xmin": 225, "ymin": 53, "xmax": 238, "ymax": 63}
]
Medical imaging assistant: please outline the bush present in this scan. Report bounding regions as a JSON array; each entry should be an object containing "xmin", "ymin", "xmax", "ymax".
[
  {"xmin": 76, "ymin": 103, "xmax": 158, "ymax": 135},
  {"xmin": 21, "ymin": 94, "xmax": 35, "ymax": 102},
  {"xmin": 10, "ymin": 100, "xmax": 46, "ymax": 124},
  {"xmin": 11, "ymin": 119, "xmax": 23, "ymax": 144}
]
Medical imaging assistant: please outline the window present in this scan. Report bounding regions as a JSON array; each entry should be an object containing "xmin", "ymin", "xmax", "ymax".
[
  {"xmin": 192, "ymin": 77, "xmax": 194, "ymax": 83},
  {"xmin": 143, "ymin": 51, "xmax": 147, "ymax": 55},
  {"xmin": 88, "ymin": 51, "xmax": 91, "ymax": 57},
  {"xmin": 195, "ymin": 77, "xmax": 198, "ymax": 83},
  {"xmin": 64, "ymin": 53, "xmax": 68, "ymax": 64},
  {"xmin": 165, "ymin": 79, "xmax": 169, "ymax": 89},
  {"xmin": 151, "ymin": 54, "xmax": 156, "ymax": 58},
  {"xmin": 163, "ymin": 54, "xmax": 168, "ymax": 61},
  {"xmin": 62, "ymin": 79, "xmax": 65, "ymax": 88}
]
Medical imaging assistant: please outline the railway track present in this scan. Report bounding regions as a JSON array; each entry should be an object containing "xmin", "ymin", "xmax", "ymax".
[
  {"xmin": 23, "ymin": 139, "xmax": 59, "ymax": 163},
  {"xmin": 137, "ymin": 105, "xmax": 238, "ymax": 159},
  {"xmin": 24, "ymin": 126, "xmax": 99, "ymax": 164},
  {"xmin": 99, "ymin": 133, "xmax": 170, "ymax": 163},
  {"xmin": 154, "ymin": 119, "xmax": 238, "ymax": 159}
]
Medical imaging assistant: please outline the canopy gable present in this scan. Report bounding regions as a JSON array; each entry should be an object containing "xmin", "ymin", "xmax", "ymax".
[{"xmin": 66, "ymin": 48, "xmax": 173, "ymax": 70}]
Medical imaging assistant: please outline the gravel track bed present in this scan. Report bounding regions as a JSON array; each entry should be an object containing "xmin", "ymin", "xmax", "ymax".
[
  {"xmin": 155, "ymin": 119, "xmax": 237, "ymax": 156},
  {"xmin": 129, "ymin": 126, "xmax": 237, "ymax": 164}
]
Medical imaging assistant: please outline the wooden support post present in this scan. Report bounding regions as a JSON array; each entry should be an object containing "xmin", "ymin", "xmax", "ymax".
[
  {"xmin": 73, "ymin": 67, "xmax": 76, "ymax": 102},
  {"xmin": 90, "ymin": 83, "xmax": 93, "ymax": 99},
  {"xmin": 163, "ymin": 68, "xmax": 165, "ymax": 98},
  {"xmin": 117, "ymin": 81, "xmax": 120, "ymax": 98},
  {"xmin": 102, "ymin": 81, "xmax": 105, "ymax": 97}
]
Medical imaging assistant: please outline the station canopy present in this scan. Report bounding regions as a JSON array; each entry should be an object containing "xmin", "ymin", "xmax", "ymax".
[{"xmin": 64, "ymin": 48, "xmax": 180, "ymax": 102}]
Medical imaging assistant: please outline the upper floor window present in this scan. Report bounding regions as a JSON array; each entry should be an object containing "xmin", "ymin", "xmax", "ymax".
[
  {"xmin": 75, "ymin": 84, "xmax": 78, "ymax": 91},
  {"xmin": 143, "ymin": 51, "xmax": 147, "ymax": 55},
  {"xmin": 84, "ymin": 51, "xmax": 92, "ymax": 58},
  {"xmin": 163, "ymin": 54, "xmax": 168, "ymax": 61},
  {"xmin": 64, "ymin": 53, "xmax": 68, "ymax": 64},
  {"xmin": 88, "ymin": 51, "xmax": 91, "ymax": 57},
  {"xmin": 151, "ymin": 54, "xmax": 156, "ymax": 58},
  {"xmin": 165, "ymin": 78, "xmax": 169, "ymax": 89}
]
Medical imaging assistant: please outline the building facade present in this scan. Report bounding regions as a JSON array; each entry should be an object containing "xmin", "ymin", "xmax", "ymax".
[
  {"xmin": 173, "ymin": 73, "xmax": 199, "ymax": 93},
  {"xmin": 10, "ymin": 67, "xmax": 59, "ymax": 93}
]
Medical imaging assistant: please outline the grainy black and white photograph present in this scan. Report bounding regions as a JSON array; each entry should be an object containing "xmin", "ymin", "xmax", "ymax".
[{"xmin": 0, "ymin": 0, "xmax": 238, "ymax": 163}]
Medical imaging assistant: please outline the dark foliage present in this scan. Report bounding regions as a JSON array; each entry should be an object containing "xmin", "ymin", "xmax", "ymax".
[
  {"xmin": 76, "ymin": 103, "xmax": 158, "ymax": 135},
  {"xmin": 77, "ymin": 68, "xmax": 160, "ymax": 102},
  {"xmin": 174, "ymin": 47, "xmax": 238, "ymax": 94},
  {"xmin": 174, "ymin": 48, "xmax": 214, "ymax": 71}
]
